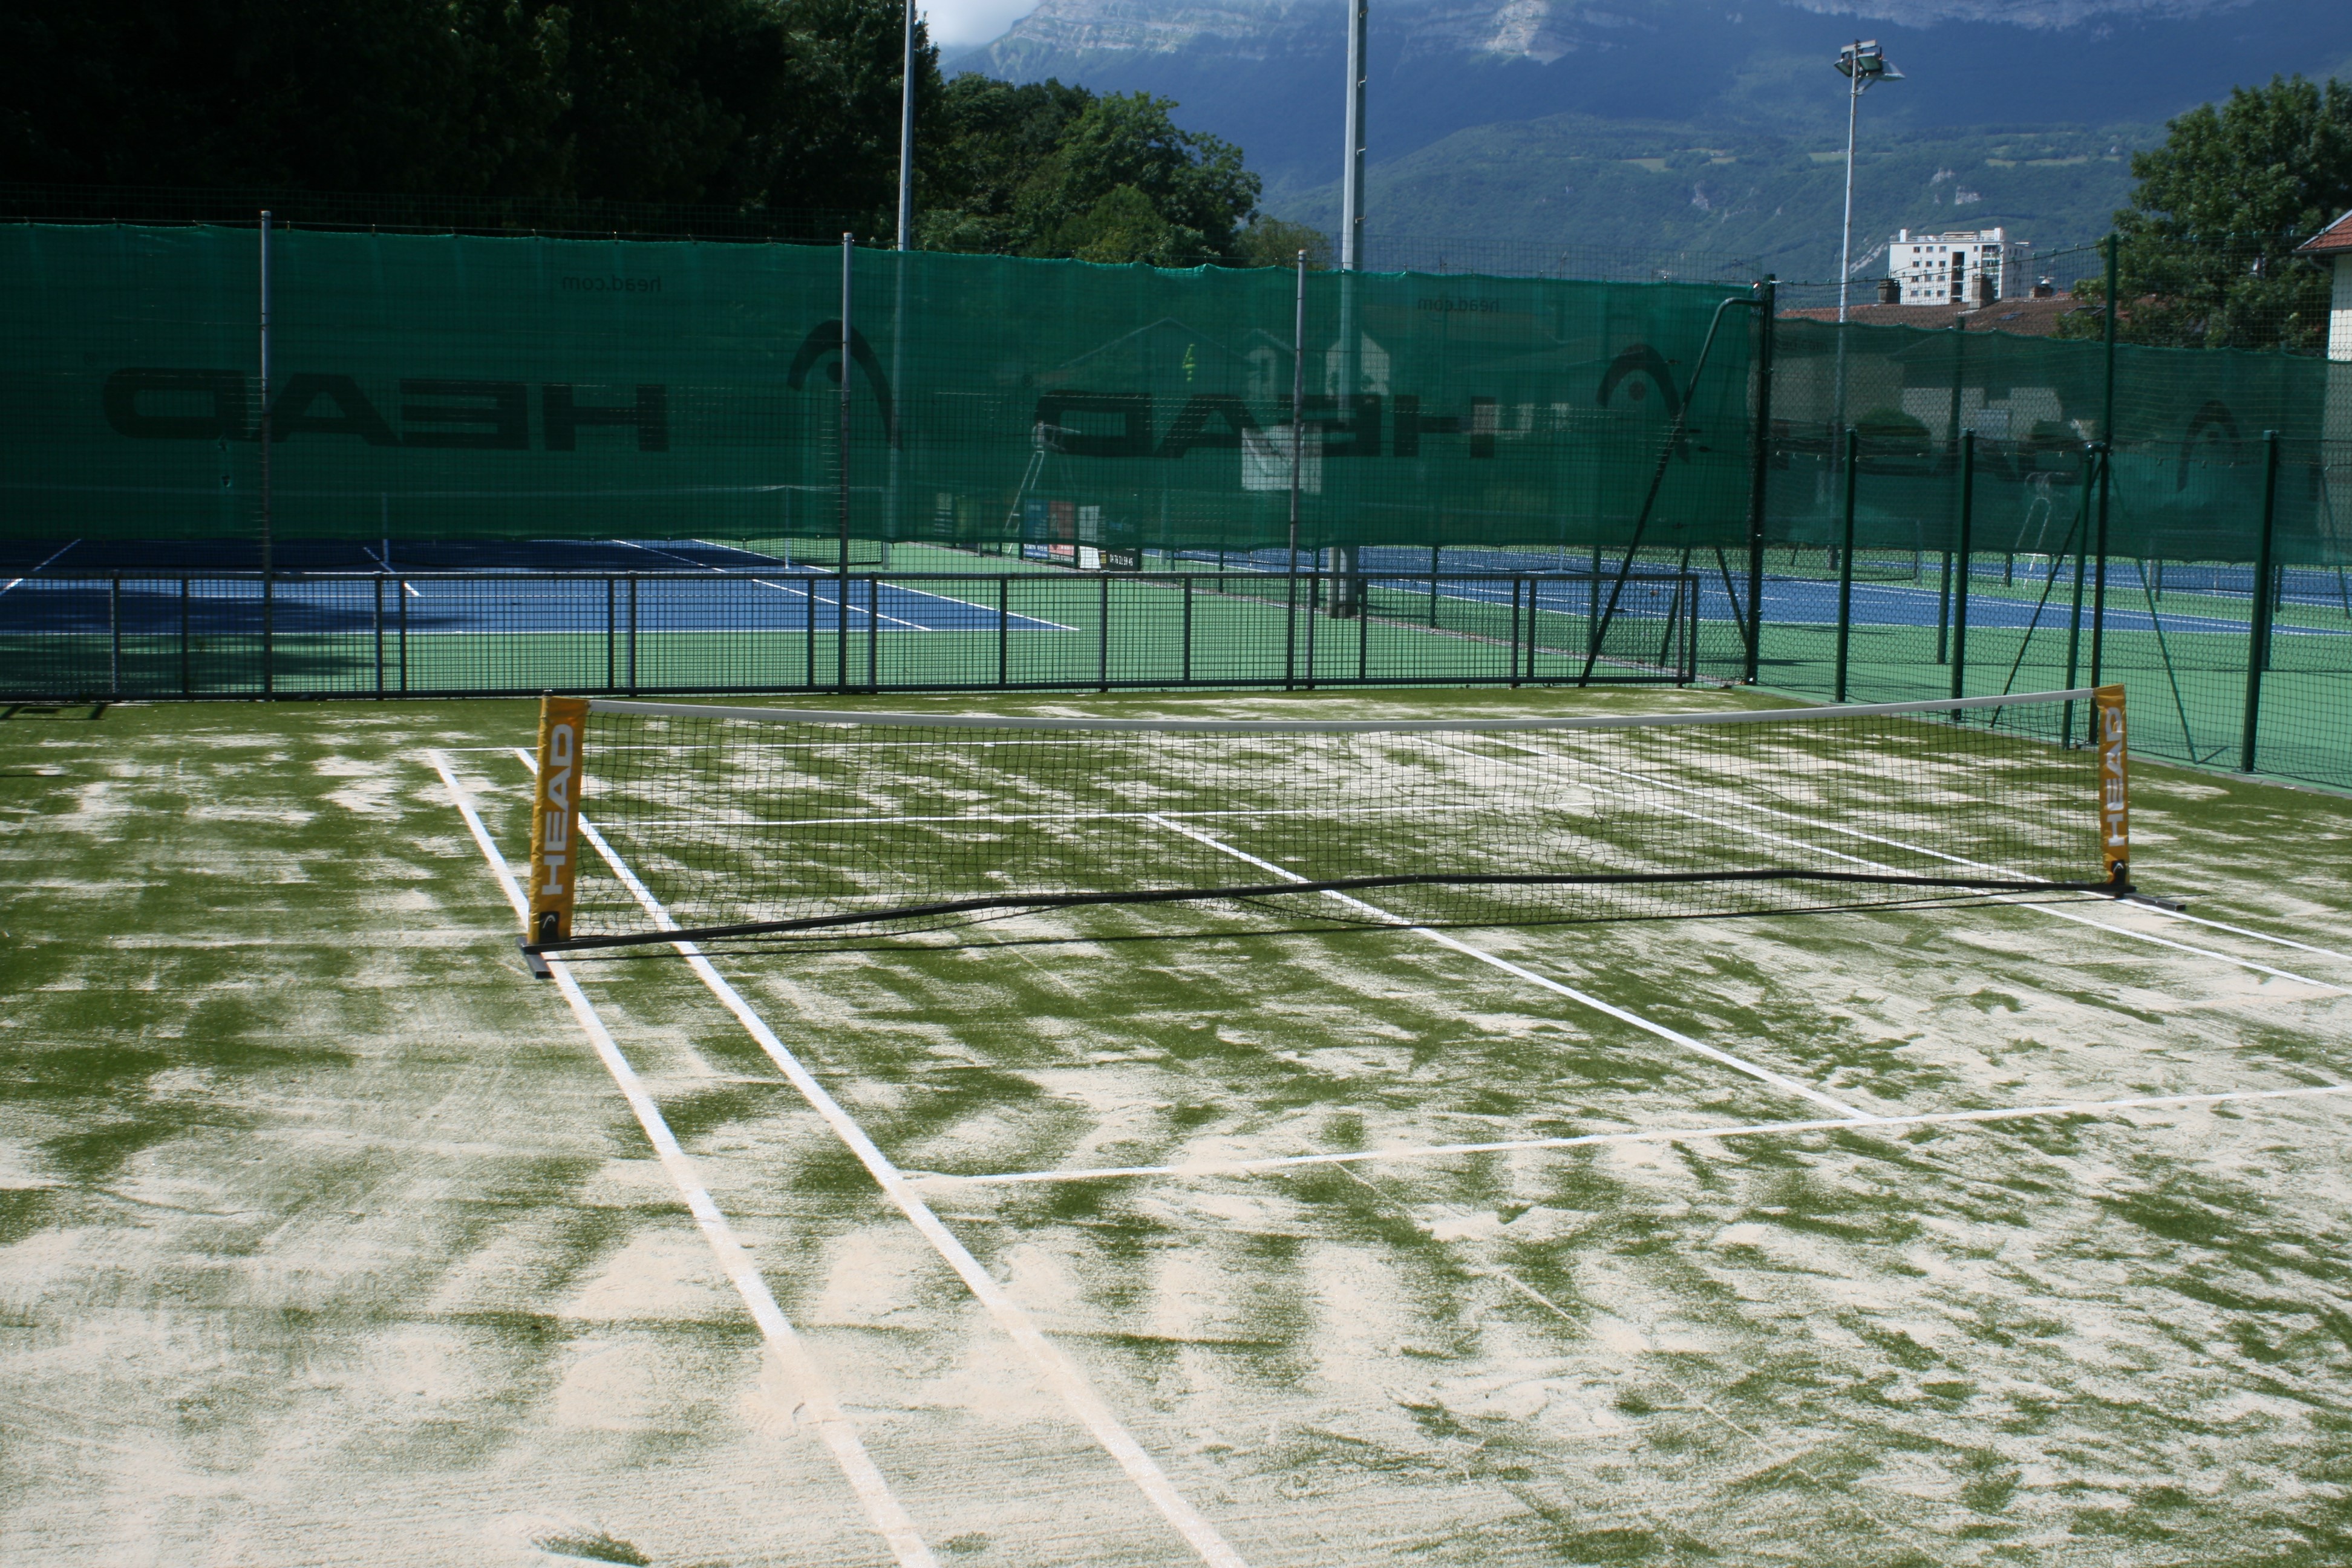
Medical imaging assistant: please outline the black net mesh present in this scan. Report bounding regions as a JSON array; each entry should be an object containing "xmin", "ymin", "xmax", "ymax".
[{"xmin": 549, "ymin": 690, "xmax": 2118, "ymax": 950}]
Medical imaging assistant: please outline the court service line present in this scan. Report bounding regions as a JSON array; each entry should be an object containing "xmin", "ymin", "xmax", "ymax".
[
  {"xmin": 612, "ymin": 538, "xmax": 936, "ymax": 630},
  {"xmin": 913, "ymin": 1080, "xmax": 2352, "ymax": 1189},
  {"xmin": 680, "ymin": 538, "xmax": 1083, "ymax": 634},
  {"xmin": 1145, "ymin": 813, "xmax": 1869, "ymax": 1119},
  {"xmin": 1462, "ymin": 737, "xmax": 2350, "ymax": 995},
  {"xmin": 426, "ymin": 750, "xmax": 939, "ymax": 1568},
  {"xmin": 1, "ymin": 539, "xmax": 83, "ymax": 595},
  {"xmin": 511, "ymin": 754, "xmax": 1252, "ymax": 1568}
]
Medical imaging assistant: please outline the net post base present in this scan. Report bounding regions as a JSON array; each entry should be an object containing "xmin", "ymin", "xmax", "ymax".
[{"xmin": 517, "ymin": 935, "xmax": 553, "ymax": 980}]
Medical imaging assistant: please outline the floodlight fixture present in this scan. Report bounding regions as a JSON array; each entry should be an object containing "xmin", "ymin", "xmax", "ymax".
[{"xmin": 1835, "ymin": 39, "xmax": 1902, "ymax": 87}]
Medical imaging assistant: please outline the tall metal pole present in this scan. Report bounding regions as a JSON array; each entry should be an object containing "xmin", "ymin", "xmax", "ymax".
[
  {"xmin": 897, "ymin": 0, "xmax": 918, "ymax": 250},
  {"xmin": 1334, "ymin": 2, "xmax": 1368, "ymax": 618},
  {"xmin": 1950, "ymin": 428, "xmax": 1975, "ymax": 701},
  {"xmin": 1743, "ymin": 278, "xmax": 1775, "ymax": 684},
  {"xmin": 258, "ymin": 210, "xmax": 275, "ymax": 697},
  {"xmin": 1834, "ymin": 425, "xmax": 1858, "ymax": 701},
  {"xmin": 1838, "ymin": 56, "xmax": 1861, "ymax": 325},
  {"xmin": 2240, "ymin": 430, "xmax": 2281, "ymax": 773},
  {"xmin": 1285, "ymin": 251, "xmax": 1307, "ymax": 689},
  {"xmin": 1341, "ymin": 0, "xmax": 1368, "ymax": 272},
  {"xmin": 2091, "ymin": 230, "xmax": 2119, "ymax": 740},
  {"xmin": 838, "ymin": 233, "xmax": 854, "ymax": 690}
]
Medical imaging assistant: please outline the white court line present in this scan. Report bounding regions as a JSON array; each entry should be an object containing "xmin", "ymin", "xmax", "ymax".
[
  {"xmin": 688, "ymin": 537, "xmax": 1080, "ymax": 633},
  {"xmin": 1464, "ymin": 735, "xmax": 2351, "ymax": 995},
  {"xmin": 2111, "ymin": 906, "xmax": 2352, "ymax": 970},
  {"xmin": 619, "ymin": 538, "xmax": 1049, "ymax": 634},
  {"xmin": 426, "ymin": 750, "xmax": 938, "ymax": 1568},
  {"xmin": 1145, "ymin": 812, "xmax": 1867, "ymax": 1119},
  {"xmin": 1, "ymin": 539, "xmax": 83, "ymax": 595},
  {"xmin": 613, "ymin": 538, "xmax": 936, "ymax": 629},
  {"xmin": 917, "ymin": 1081, "xmax": 2352, "ymax": 1189},
  {"xmin": 361, "ymin": 544, "xmax": 423, "ymax": 594},
  {"xmin": 511, "ymin": 751, "xmax": 1252, "ymax": 1568}
]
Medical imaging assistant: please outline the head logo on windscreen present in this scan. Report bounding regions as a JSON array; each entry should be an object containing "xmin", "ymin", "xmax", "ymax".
[
  {"xmin": 1596, "ymin": 344, "xmax": 1687, "ymax": 451},
  {"xmin": 786, "ymin": 323, "xmax": 900, "ymax": 448}
]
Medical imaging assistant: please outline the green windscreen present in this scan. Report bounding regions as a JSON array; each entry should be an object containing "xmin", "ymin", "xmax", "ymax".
[{"xmin": 0, "ymin": 223, "xmax": 1758, "ymax": 555}]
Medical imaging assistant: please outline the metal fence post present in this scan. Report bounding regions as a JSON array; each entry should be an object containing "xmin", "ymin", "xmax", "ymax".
[
  {"xmin": 1835, "ymin": 426, "xmax": 1858, "ymax": 702},
  {"xmin": 258, "ymin": 211, "xmax": 275, "ymax": 699},
  {"xmin": 1357, "ymin": 577, "xmax": 1370, "ymax": 679},
  {"xmin": 373, "ymin": 574, "xmax": 385, "ymax": 697},
  {"xmin": 1182, "ymin": 575, "xmax": 1195, "ymax": 685},
  {"xmin": 109, "ymin": 574, "xmax": 122, "ymax": 697},
  {"xmin": 1744, "ymin": 278, "xmax": 1775, "ymax": 683},
  {"xmin": 998, "ymin": 575, "xmax": 1010, "ymax": 686},
  {"xmin": 1509, "ymin": 577, "xmax": 1523, "ymax": 686},
  {"xmin": 868, "ymin": 575, "xmax": 880, "ymax": 690},
  {"xmin": 2241, "ymin": 430, "xmax": 2281, "ymax": 773},
  {"xmin": 179, "ymin": 577, "xmax": 191, "ymax": 697},
  {"xmin": 628, "ymin": 573, "xmax": 639, "ymax": 694},
  {"xmin": 606, "ymin": 577, "xmax": 618, "ymax": 691},
  {"xmin": 1097, "ymin": 572, "xmax": 1109, "ymax": 691},
  {"xmin": 397, "ymin": 575, "xmax": 408, "ymax": 693},
  {"xmin": 1950, "ymin": 430, "xmax": 1975, "ymax": 702},
  {"xmin": 2088, "ymin": 440, "xmax": 2113, "ymax": 742},
  {"xmin": 2063, "ymin": 449, "xmax": 2091, "ymax": 730}
]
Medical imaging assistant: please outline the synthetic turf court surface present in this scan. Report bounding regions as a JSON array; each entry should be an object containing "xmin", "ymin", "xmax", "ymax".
[{"xmin": 4, "ymin": 688, "xmax": 2351, "ymax": 1565}]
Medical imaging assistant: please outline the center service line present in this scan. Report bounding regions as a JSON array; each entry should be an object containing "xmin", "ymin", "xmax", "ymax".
[
  {"xmin": 428, "ymin": 751, "xmax": 938, "ymax": 1568},
  {"xmin": 1145, "ymin": 813, "xmax": 1869, "ymax": 1119},
  {"xmin": 512, "ymin": 751, "xmax": 1254, "ymax": 1568}
]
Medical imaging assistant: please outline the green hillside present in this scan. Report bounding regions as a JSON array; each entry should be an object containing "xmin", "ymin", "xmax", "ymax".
[{"xmin": 1274, "ymin": 116, "xmax": 2151, "ymax": 281}]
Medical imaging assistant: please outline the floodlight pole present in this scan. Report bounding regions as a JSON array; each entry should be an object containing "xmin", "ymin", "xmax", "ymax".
[
  {"xmin": 838, "ymin": 232, "xmax": 854, "ymax": 692},
  {"xmin": 1838, "ymin": 49, "xmax": 1862, "ymax": 326},
  {"xmin": 1830, "ymin": 41, "xmax": 1896, "ymax": 442},
  {"xmin": 1286, "ymin": 252, "xmax": 1307, "ymax": 688},
  {"xmin": 897, "ymin": 0, "xmax": 917, "ymax": 250},
  {"xmin": 258, "ymin": 210, "xmax": 274, "ymax": 697},
  {"xmin": 1341, "ymin": 0, "xmax": 1368, "ymax": 272},
  {"xmin": 1334, "ymin": 0, "xmax": 1367, "ymax": 616}
]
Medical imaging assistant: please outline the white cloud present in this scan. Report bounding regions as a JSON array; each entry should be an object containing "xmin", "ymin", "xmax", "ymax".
[{"xmin": 922, "ymin": 0, "xmax": 1043, "ymax": 48}]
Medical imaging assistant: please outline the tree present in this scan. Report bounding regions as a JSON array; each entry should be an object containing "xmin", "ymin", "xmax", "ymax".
[
  {"xmin": 2063, "ymin": 74, "xmax": 2352, "ymax": 353},
  {"xmin": 0, "ymin": 0, "xmax": 945, "ymax": 223},
  {"xmin": 919, "ymin": 79, "xmax": 1264, "ymax": 265},
  {"xmin": 0, "ymin": 1, "xmax": 1276, "ymax": 263},
  {"xmin": 1232, "ymin": 217, "xmax": 1333, "ymax": 270}
]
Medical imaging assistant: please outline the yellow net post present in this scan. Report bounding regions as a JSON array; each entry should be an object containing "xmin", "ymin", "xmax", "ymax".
[
  {"xmin": 527, "ymin": 694, "xmax": 591, "ymax": 948},
  {"xmin": 2095, "ymin": 684, "xmax": 2129, "ymax": 887}
]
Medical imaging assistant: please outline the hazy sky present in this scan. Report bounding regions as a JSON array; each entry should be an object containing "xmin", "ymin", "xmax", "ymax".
[{"xmin": 924, "ymin": 0, "xmax": 1037, "ymax": 48}]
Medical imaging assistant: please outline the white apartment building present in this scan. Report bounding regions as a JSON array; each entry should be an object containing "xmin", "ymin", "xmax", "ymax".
[{"xmin": 1887, "ymin": 228, "xmax": 2031, "ymax": 305}]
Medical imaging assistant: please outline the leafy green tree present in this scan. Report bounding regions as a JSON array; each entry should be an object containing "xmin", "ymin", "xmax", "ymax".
[
  {"xmin": 1015, "ymin": 93, "xmax": 1256, "ymax": 260},
  {"xmin": 0, "ymin": 1, "xmax": 1271, "ymax": 262},
  {"xmin": 920, "ymin": 79, "xmax": 1263, "ymax": 264},
  {"xmin": 0, "ymin": 0, "xmax": 565, "ymax": 195},
  {"xmin": 0, "ymin": 0, "xmax": 946, "ymax": 223},
  {"xmin": 1232, "ymin": 217, "xmax": 1333, "ymax": 270},
  {"xmin": 916, "ymin": 75, "xmax": 1094, "ymax": 253},
  {"xmin": 2063, "ymin": 74, "xmax": 2352, "ymax": 353}
]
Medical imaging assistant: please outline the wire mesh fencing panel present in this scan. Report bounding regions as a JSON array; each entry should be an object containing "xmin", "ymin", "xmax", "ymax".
[{"xmin": 0, "ymin": 569, "xmax": 1716, "ymax": 701}]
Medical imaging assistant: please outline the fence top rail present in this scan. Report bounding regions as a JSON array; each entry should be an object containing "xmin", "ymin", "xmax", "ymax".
[{"xmin": 2, "ymin": 567, "xmax": 1708, "ymax": 584}]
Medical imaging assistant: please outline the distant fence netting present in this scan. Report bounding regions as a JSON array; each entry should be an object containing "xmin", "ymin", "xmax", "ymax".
[
  {"xmin": 1757, "ymin": 316, "xmax": 2352, "ymax": 789},
  {"xmin": 5, "ymin": 219, "xmax": 2350, "ymax": 797},
  {"xmin": 0, "ymin": 222, "xmax": 1754, "ymax": 558}
]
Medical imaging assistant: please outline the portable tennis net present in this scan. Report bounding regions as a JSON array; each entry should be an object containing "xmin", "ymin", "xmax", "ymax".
[{"xmin": 517, "ymin": 686, "xmax": 2134, "ymax": 964}]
